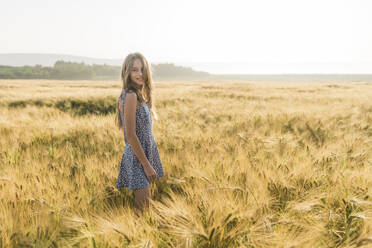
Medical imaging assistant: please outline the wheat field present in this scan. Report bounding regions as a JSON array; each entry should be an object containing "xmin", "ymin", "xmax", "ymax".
[{"xmin": 0, "ymin": 79, "xmax": 372, "ymax": 247}]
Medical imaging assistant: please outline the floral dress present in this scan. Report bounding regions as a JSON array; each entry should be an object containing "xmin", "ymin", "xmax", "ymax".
[{"xmin": 116, "ymin": 90, "xmax": 164, "ymax": 190}]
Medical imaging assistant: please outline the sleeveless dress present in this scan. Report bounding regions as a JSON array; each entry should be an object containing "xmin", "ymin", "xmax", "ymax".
[{"xmin": 116, "ymin": 89, "xmax": 165, "ymax": 190}]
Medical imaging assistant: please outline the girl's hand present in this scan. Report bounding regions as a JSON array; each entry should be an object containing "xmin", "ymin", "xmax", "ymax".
[{"xmin": 144, "ymin": 165, "xmax": 157, "ymax": 183}]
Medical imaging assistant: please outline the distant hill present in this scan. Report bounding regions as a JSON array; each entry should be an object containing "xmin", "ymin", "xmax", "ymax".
[
  {"xmin": 0, "ymin": 53, "xmax": 212, "ymax": 80},
  {"xmin": 0, "ymin": 60, "xmax": 210, "ymax": 80},
  {"xmin": 0, "ymin": 54, "xmax": 371, "ymax": 81}
]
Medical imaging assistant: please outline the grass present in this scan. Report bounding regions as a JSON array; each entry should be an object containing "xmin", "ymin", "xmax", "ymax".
[{"xmin": 0, "ymin": 79, "xmax": 371, "ymax": 247}]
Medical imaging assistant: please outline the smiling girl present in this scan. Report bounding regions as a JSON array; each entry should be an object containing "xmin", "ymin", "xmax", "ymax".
[{"xmin": 115, "ymin": 52, "xmax": 164, "ymax": 213}]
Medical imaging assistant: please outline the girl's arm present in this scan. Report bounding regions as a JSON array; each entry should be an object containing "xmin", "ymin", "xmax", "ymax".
[{"xmin": 124, "ymin": 92, "xmax": 152, "ymax": 170}]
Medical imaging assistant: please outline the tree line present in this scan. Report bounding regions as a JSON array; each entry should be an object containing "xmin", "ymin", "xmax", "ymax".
[{"xmin": 0, "ymin": 61, "xmax": 210, "ymax": 80}]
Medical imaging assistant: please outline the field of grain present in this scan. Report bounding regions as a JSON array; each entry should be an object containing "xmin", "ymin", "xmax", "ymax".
[{"xmin": 1, "ymin": 79, "xmax": 372, "ymax": 247}]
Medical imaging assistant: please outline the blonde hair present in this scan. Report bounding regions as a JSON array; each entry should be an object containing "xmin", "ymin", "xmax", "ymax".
[{"xmin": 115, "ymin": 52, "xmax": 158, "ymax": 129}]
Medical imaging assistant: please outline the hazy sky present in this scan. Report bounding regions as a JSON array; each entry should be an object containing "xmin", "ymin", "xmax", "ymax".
[{"xmin": 1, "ymin": 0, "xmax": 371, "ymax": 73}]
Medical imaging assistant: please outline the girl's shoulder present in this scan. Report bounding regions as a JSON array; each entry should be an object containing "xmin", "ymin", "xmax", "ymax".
[
  {"xmin": 120, "ymin": 89, "xmax": 135, "ymax": 99},
  {"xmin": 124, "ymin": 90, "xmax": 136, "ymax": 99},
  {"xmin": 123, "ymin": 89, "xmax": 136, "ymax": 94},
  {"xmin": 121, "ymin": 90, "xmax": 140, "ymax": 109}
]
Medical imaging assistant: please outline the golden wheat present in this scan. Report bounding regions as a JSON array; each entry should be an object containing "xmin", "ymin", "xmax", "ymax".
[{"xmin": 0, "ymin": 79, "xmax": 371, "ymax": 247}]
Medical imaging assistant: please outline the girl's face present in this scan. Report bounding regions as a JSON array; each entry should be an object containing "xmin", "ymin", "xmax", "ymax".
[{"xmin": 130, "ymin": 58, "xmax": 144, "ymax": 86}]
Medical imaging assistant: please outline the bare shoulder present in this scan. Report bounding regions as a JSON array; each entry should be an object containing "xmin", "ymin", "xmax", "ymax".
[
  {"xmin": 125, "ymin": 91, "xmax": 136, "ymax": 96},
  {"xmin": 124, "ymin": 92, "xmax": 137, "ymax": 110}
]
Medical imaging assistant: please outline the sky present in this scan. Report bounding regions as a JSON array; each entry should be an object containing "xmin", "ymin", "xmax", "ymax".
[{"xmin": 1, "ymin": 0, "xmax": 372, "ymax": 73}]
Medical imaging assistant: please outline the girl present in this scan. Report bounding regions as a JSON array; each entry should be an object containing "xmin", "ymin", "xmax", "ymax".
[{"xmin": 115, "ymin": 52, "xmax": 164, "ymax": 213}]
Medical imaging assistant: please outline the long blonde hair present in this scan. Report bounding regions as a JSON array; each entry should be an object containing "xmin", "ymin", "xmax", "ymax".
[{"xmin": 115, "ymin": 52, "xmax": 158, "ymax": 129}]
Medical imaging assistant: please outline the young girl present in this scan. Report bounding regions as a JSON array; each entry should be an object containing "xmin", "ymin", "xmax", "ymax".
[{"xmin": 115, "ymin": 52, "xmax": 164, "ymax": 213}]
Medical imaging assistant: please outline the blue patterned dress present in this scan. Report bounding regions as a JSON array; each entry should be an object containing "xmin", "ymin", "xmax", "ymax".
[{"xmin": 116, "ymin": 89, "xmax": 164, "ymax": 190}]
